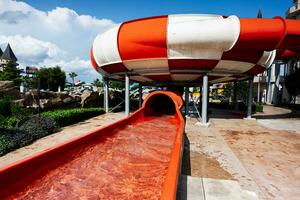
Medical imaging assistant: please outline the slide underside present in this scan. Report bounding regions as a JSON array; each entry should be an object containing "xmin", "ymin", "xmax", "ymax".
[{"xmin": 0, "ymin": 91, "xmax": 184, "ymax": 200}]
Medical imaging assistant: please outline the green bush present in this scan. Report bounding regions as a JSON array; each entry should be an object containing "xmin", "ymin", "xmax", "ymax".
[
  {"xmin": 0, "ymin": 128, "xmax": 33, "ymax": 156},
  {"xmin": 0, "ymin": 108, "xmax": 104, "ymax": 156},
  {"xmin": 23, "ymin": 116, "xmax": 56, "ymax": 134},
  {"xmin": 0, "ymin": 97, "xmax": 12, "ymax": 117},
  {"xmin": 254, "ymin": 103, "xmax": 263, "ymax": 112},
  {"xmin": 5, "ymin": 116, "xmax": 19, "ymax": 128},
  {"xmin": 42, "ymin": 108, "xmax": 105, "ymax": 127},
  {"xmin": 20, "ymin": 122, "xmax": 46, "ymax": 140}
]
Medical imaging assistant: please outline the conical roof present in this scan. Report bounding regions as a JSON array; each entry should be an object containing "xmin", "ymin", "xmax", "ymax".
[
  {"xmin": 257, "ymin": 9, "xmax": 263, "ymax": 18},
  {"xmin": 0, "ymin": 47, "xmax": 3, "ymax": 57},
  {"xmin": 1, "ymin": 43, "xmax": 17, "ymax": 61}
]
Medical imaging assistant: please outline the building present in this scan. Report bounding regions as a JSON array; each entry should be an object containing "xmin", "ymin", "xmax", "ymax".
[
  {"xmin": 286, "ymin": 0, "xmax": 300, "ymax": 19},
  {"xmin": 0, "ymin": 43, "xmax": 18, "ymax": 71},
  {"xmin": 253, "ymin": 1, "xmax": 300, "ymax": 105}
]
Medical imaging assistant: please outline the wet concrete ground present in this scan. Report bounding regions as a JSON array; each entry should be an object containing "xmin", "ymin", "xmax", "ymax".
[{"xmin": 184, "ymin": 105, "xmax": 300, "ymax": 199}]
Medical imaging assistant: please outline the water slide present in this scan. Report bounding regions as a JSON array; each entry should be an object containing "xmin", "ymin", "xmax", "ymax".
[{"xmin": 0, "ymin": 91, "xmax": 184, "ymax": 200}]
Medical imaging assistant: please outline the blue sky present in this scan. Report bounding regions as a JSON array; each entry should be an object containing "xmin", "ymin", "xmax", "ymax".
[
  {"xmin": 23, "ymin": 0, "xmax": 292, "ymax": 22},
  {"xmin": 0, "ymin": 0, "xmax": 294, "ymax": 83}
]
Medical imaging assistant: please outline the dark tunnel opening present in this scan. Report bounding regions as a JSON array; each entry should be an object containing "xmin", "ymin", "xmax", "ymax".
[{"xmin": 144, "ymin": 94, "xmax": 176, "ymax": 116}]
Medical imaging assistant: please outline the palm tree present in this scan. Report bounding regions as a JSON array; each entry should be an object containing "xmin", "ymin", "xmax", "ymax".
[{"xmin": 68, "ymin": 72, "xmax": 78, "ymax": 86}]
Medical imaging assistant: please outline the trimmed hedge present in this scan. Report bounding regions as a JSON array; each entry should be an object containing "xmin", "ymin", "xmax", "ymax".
[
  {"xmin": 42, "ymin": 108, "xmax": 105, "ymax": 127},
  {"xmin": 0, "ymin": 108, "xmax": 104, "ymax": 156},
  {"xmin": 0, "ymin": 128, "xmax": 33, "ymax": 156}
]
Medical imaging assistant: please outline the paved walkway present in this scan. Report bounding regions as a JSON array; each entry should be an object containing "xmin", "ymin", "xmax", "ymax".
[
  {"xmin": 0, "ymin": 112, "xmax": 125, "ymax": 168},
  {"xmin": 183, "ymin": 105, "xmax": 300, "ymax": 200},
  {"xmin": 177, "ymin": 175, "xmax": 258, "ymax": 200}
]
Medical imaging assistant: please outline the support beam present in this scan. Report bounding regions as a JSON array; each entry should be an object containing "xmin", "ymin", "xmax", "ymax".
[
  {"xmin": 138, "ymin": 83, "xmax": 143, "ymax": 108},
  {"xmin": 246, "ymin": 77, "xmax": 254, "ymax": 119},
  {"xmin": 257, "ymin": 75, "xmax": 261, "ymax": 103},
  {"xmin": 104, "ymin": 78, "xmax": 109, "ymax": 113},
  {"xmin": 125, "ymin": 74, "xmax": 130, "ymax": 116},
  {"xmin": 184, "ymin": 87, "xmax": 189, "ymax": 117},
  {"xmin": 202, "ymin": 74, "xmax": 208, "ymax": 124},
  {"xmin": 266, "ymin": 66, "xmax": 272, "ymax": 104},
  {"xmin": 273, "ymin": 63, "xmax": 280, "ymax": 105},
  {"xmin": 233, "ymin": 81, "xmax": 238, "ymax": 111}
]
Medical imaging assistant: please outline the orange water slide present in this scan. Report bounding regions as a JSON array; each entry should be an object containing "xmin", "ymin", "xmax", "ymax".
[{"xmin": 0, "ymin": 91, "xmax": 184, "ymax": 200}]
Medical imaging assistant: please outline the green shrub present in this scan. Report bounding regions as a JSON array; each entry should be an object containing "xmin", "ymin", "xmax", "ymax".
[
  {"xmin": 0, "ymin": 128, "xmax": 33, "ymax": 156},
  {"xmin": 20, "ymin": 122, "xmax": 46, "ymax": 140},
  {"xmin": 254, "ymin": 103, "xmax": 263, "ymax": 112},
  {"xmin": 0, "ymin": 108, "xmax": 104, "ymax": 156},
  {"xmin": 42, "ymin": 108, "xmax": 105, "ymax": 127},
  {"xmin": 0, "ymin": 97, "xmax": 12, "ymax": 117},
  {"xmin": 0, "ymin": 115, "xmax": 6, "ymax": 128},
  {"xmin": 5, "ymin": 116, "xmax": 19, "ymax": 128},
  {"xmin": 24, "ymin": 115, "xmax": 56, "ymax": 134}
]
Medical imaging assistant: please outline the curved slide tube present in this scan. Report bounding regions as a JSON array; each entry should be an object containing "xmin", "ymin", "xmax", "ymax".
[{"xmin": 0, "ymin": 91, "xmax": 184, "ymax": 200}]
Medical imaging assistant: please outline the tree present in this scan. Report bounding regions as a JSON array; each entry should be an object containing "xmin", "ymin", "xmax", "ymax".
[
  {"xmin": 285, "ymin": 68, "xmax": 300, "ymax": 104},
  {"xmin": 92, "ymin": 78, "xmax": 103, "ymax": 87},
  {"xmin": 223, "ymin": 81, "xmax": 248, "ymax": 103},
  {"xmin": 0, "ymin": 61, "xmax": 21, "ymax": 85},
  {"xmin": 110, "ymin": 80, "xmax": 125, "ymax": 90},
  {"xmin": 68, "ymin": 72, "xmax": 78, "ymax": 86},
  {"xmin": 37, "ymin": 66, "xmax": 66, "ymax": 91}
]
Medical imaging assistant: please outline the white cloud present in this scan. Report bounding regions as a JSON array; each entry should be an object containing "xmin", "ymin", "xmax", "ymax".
[
  {"xmin": 0, "ymin": 35, "xmax": 64, "ymax": 64},
  {"xmin": 0, "ymin": 0, "xmax": 116, "ymax": 82}
]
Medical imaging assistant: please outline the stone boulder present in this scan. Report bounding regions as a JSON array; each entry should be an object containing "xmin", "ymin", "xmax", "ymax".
[
  {"xmin": 80, "ymin": 91, "xmax": 107, "ymax": 108},
  {"xmin": 17, "ymin": 90, "xmax": 80, "ymax": 109},
  {"xmin": 0, "ymin": 81, "xmax": 21, "ymax": 99}
]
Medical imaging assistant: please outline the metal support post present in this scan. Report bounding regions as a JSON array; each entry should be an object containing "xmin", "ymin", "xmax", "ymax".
[
  {"xmin": 233, "ymin": 81, "xmax": 238, "ymax": 111},
  {"xmin": 266, "ymin": 67, "xmax": 272, "ymax": 104},
  {"xmin": 257, "ymin": 75, "xmax": 261, "ymax": 103},
  {"xmin": 138, "ymin": 83, "xmax": 143, "ymax": 108},
  {"xmin": 246, "ymin": 77, "xmax": 254, "ymax": 119},
  {"xmin": 202, "ymin": 74, "xmax": 208, "ymax": 124},
  {"xmin": 125, "ymin": 74, "xmax": 130, "ymax": 116},
  {"xmin": 184, "ymin": 87, "xmax": 189, "ymax": 116},
  {"xmin": 104, "ymin": 78, "xmax": 109, "ymax": 113}
]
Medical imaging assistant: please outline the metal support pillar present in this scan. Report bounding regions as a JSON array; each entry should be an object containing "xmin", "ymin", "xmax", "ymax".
[
  {"xmin": 273, "ymin": 63, "xmax": 280, "ymax": 105},
  {"xmin": 246, "ymin": 77, "xmax": 254, "ymax": 119},
  {"xmin": 257, "ymin": 75, "xmax": 261, "ymax": 103},
  {"xmin": 233, "ymin": 81, "xmax": 238, "ymax": 111},
  {"xmin": 266, "ymin": 66, "xmax": 272, "ymax": 104},
  {"xmin": 202, "ymin": 74, "xmax": 208, "ymax": 124},
  {"xmin": 104, "ymin": 78, "xmax": 109, "ymax": 113},
  {"xmin": 125, "ymin": 74, "xmax": 130, "ymax": 116},
  {"xmin": 138, "ymin": 83, "xmax": 143, "ymax": 108},
  {"xmin": 184, "ymin": 87, "xmax": 189, "ymax": 116}
]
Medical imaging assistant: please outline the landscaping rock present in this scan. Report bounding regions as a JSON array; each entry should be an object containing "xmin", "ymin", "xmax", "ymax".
[
  {"xmin": 0, "ymin": 81, "xmax": 21, "ymax": 99},
  {"xmin": 81, "ymin": 91, "xmax": 104, "ymax": 108}
]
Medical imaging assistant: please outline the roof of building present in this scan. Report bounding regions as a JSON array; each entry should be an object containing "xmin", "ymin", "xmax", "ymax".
[
  {"xmin": 1, "ymin": 43, "xmax": 17, "ymax": 62},
  {"xmin": 0, "ymin": 47, "xmax": 3, "ymax": 57}
]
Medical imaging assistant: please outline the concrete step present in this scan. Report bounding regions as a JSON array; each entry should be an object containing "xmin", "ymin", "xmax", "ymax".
[{"xmin": 177, "ymin": 175, "xmax": 258, "ymax": 200}]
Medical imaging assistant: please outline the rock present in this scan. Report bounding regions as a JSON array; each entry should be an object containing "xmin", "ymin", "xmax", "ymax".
[
  {"xmin": 110, "ymin": 90, "xmax": 123, "ymax": 107},
  {"xmin": 63, "ymin": 97, "xmax": 73, "ymax": 104},
  {"xmin": 21, "ymin": 92, "xmax": 34, "ymax": 107},
  {"xmin": 51, "ymin": 97, "xmax": 62, "ymax": 106},
  {"xmin": 57, "ymin": 92, "xmax": 70, "ymax": 99},
  {"xmin": 13, "ymin": 99, "xmax": 25, "ymax": 107},
  {"xmin": 0, "ymin": 81, "xmax": 21, "ymax": 99},
  {"xmin": 40, "ymin": 99, "xmax": 51, "ymax": 109},
  {"xmin": 15, "ymin": 89, "xmax": 80, "ymax": 109},
  {"xmin": 81, "ymin": 91, "xmax": 104, "ymax": 108},
  {"xmin": 0, "ymin": 81, "xmax": 14, "ymax": 89}
]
